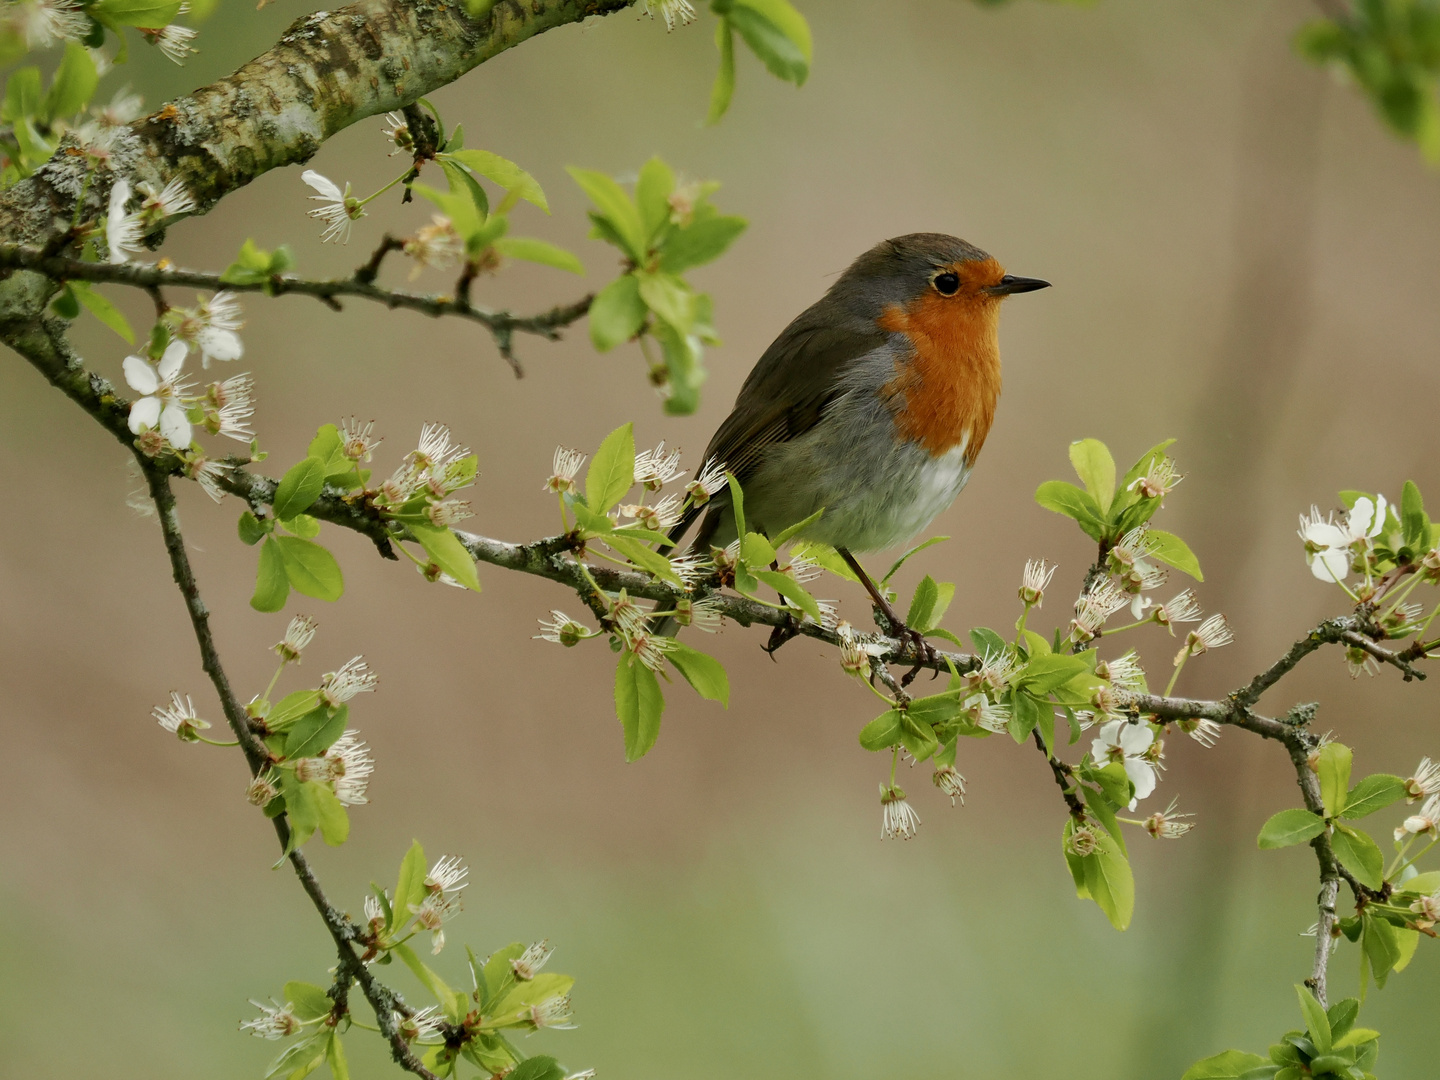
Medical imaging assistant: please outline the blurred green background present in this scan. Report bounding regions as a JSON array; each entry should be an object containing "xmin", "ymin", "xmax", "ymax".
[{"xmin": 3, "ymin": 0, "xmax": 1440, "ymax": 1076}]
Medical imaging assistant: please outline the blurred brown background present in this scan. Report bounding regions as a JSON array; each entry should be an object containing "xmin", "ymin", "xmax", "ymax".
[{"xmin": 3, "ymin": 0, "xmax": 1439, "ymax": 1076}]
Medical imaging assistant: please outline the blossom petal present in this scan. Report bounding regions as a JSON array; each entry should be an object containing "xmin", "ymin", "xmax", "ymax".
[
  {"xmin": 157, "ymin": 339, "xmax": 188, "ymax": 380},
  {"xmin": 122, "ymin": 354, "xmax": 158, "ymax": 394},
  {"xmin": 128, "ymin": 395, "xmax": 161, "ymax": 433},
  {"xmin": 107, "ymin": 178, "xmax": 131, "ymax": 227},
  {"xmin": 1125, "ymin": 758, "xmax": 1157, "ymax": 802},
  {"xmin": 1349, "ymin": 497, "xmax": 1376, "ymax": 540},
  {"xmin": 1311, "ymin": 548, "xmax": 1350, "ymax": 583},
  {"xmin": 1118, "ymin": 723, "xmax": 1154, "ymax": 756},
  {"xmin": 1301, "ymin": 521, "xmax": 1349, "ymax": 548},
  {"xmin": 302, "ymin": 170, "xmax": 343, "ymax": 201},
  {"xmin": 159, "ymin": 401, "xmax": 192, "ymax": 447},
  {"xmin": 198, "ymin": 326, "xmax": 243, "ymax": 363}
]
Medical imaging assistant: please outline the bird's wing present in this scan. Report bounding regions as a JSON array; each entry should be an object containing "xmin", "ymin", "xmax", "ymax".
[{"xmin": 702, "ymin": 303, "xmax": 888, "ymax": 484}]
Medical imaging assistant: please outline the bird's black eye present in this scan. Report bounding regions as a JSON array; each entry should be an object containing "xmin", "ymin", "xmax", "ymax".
[{"xmin": 933, "ymin": 271, "xmax": 960, "ymax": 296}]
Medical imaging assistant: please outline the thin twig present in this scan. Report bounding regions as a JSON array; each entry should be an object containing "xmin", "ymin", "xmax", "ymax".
[
  {"xmin": 0, "ymin": 245, "xmax": 594, "ymax": 371},
  {"xmin": 141, "ymin": 461, "xmax": 440, "ymax": 1079},
  {"xmin": 1340, "ymin": 629, "xmax": 1427, "ymax": 682}
]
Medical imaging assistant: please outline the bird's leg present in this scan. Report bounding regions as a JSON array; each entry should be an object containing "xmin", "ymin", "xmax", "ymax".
[
  {"xmin": 762, "ymin": 560, "xmax": 801, "ymax": 659},
  {"xmin": 837, "ymin": 548, "xmax": 937, "ymax": 683}
]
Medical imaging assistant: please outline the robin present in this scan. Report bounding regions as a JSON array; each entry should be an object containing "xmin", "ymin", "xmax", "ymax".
[{"xmin": 669, "ymin": 233, "xmax": 1049, "ymax": 655}]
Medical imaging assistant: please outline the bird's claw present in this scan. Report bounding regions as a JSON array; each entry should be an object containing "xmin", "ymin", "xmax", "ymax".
[
  {"xmin": 763, "ymin": 614, "xmax": 802, "ymax": 658},
  {"xmin": 897, "ymin": 625, "xmax": 939, "ymax": 688}
]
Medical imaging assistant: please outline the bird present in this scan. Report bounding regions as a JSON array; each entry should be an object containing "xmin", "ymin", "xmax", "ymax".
[{"xmin": 668, "ymin": 232, "xmax": 1049, "ymax": 654}]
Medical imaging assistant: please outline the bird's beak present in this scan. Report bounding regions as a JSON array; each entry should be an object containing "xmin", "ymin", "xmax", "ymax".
[{"xmin": 986, "ymin": 274, "xmax": 1051, "ymax": 296}]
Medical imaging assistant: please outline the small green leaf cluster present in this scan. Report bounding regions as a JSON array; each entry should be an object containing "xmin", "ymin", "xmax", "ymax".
[
  {"xmin": 542, "ymin": 423, "xmax": 735, "ymax": 761},
  {"xmin": 572, "ymin": 158, "xmax": 746, "ymax": 414},
  {"xmin": 1297, "ymin": 483, "xmax": 1440, "ymax": 667},
  {"xmin": 1036, "ymin": 437, "xmax": 1202, "ymax": 582},
  {"xmin": 252, "ymin": 842, "xmax": 587, "ymax": 1080},
  {"xmin": 707, "ymin": 0, "xmax": 812, "ymax": 122},
  {"xmin": 1297, "ymin": 0, "xmax": 1440, "ymax": 163},
  {"xmin": 222, "ymin": 239, "xmax": 299, "ymax": 289},
  {"xmin": 1185, "ymin": 986, "xmax": 1380, "ymax": 1080},
  {"xmin": 406, "ymin": 102, "xmax": 584, "ymax": 277},
  {"xmin": 1257, "ymin": 740, "xmax": 1440, "ymax": 991},
  {"xmin": 242, "ymin": 420, "xmax": 485, "ymax": 612}
]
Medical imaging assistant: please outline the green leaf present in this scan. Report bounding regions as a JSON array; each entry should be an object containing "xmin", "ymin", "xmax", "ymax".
[
  {"xmin": 605, "ymin": 534, "xmax": 682, "ymax": 585},
  {"xmin": 1317, "ymin": 742, "xmax": 1353, "ymax": 818},
  {"xmin": 1257, "ymin": 808, "xmax": 1326, "ymax": 848},
  {"xmin": 707, "ymin": 21, "xmax": 737, "ymax": 123},
  {"xmin": 859, "ymin": 709, "xmax": 902, "ymax": 751},
  {"xmin": 1, "ymin": 67, "xmax": 39, "ymax": 125},
  {"xmin": 66, "ymin": 282, "xmax": 132, "ymax": 342},
  {"xmin": 391, "ymin": 841, "xmax": 427, "ymax": 934},
  {"xmin": 1362, "ymin": 913, "xmax": 1401, "ymax": 988},
  {"xmin": 1401, "ymin": 480, "xmax": 1427, "ymax": 549},
  {"xmin": 446, "ymin": 148, "xmax": 549, "ymax": 213},
  {"xmin": 507, "ymin": 1057, "xmax": 564, "ymax": 1080},
  {"xmin": 740, "ymin": 531, "xmax": 777, "ymax": 567},
  {"xmin": 1069, "ymin": 438, "xmax": 1117, "ymax": 513},
  {"xmin": 1331, "ymin": 823, "xmax": 1384, "ymax": 891},
  {"xmin": 1340, "ymin": 773, "xmax": 1406, "ymax": 819},
  {"xmin": 280, "ymin": 773, "xmax": 320, "ymax": 850},
  {"xmin": 1181, "ymin": 1050, "xmax": 1271, "ymax": 1080},
  {"xmin": 970, "ymin": 626, "xmax": 1008, "ymax": 659},
  {"xmin": 274, "ymin": 457, "xmax": 327, "ymax": 520},
  {"xmin": 325, "ymin": 1031, "xmax": 350, "ymax": 1080},
  {"xmin": 1034, "ymin": 480, "xmax": 1108, "ymax": 541},
  {"xmin": 772, "ymin": 507, "xmax": 824, "ymax": 547},
  {"xmin": 394, "ymin": 942, "xmax": 460, "ymax": 1011},
  {"xmin": 907, "ymin": 575, "xmax": 940, "ymax": 632},
  {"xmin": 265, "ymin": 690, "xmax": 321, "ymax": 730},
  {"xmin": 439, "ymin": 157, "xmax": 491, "ymax": 220},
  {"xmin": 1089, "ymin": 761, "xmax": 1133, "ymax": 808},
  {"xmin": 899, "ymin": 710, "xmax": 939, "ymax": 762},
  {"xmin": 724, "ymin": 0, "xmax": 812, "ymax": 85},
  {"xmin": 411, "ymin": 523, "xmax": 481, "ymax": 592},
  {"xmin": 282, "ymin": 514, "xmax": 321, "ymax": 539},
  {"xmin": 1062, "ymin": 819, "xmax": 1089, "ymax": 899},
  {"xmin": 661, "ymin": 214, "xmax": 747, "ymax": 274},
  {"xmin": 634, "ymin": 156, "xmax": 676, "ymax": 242},
  {"xmin": 251, "ymin": 537, "xmax": 290, "ymax": 612},
  {"xmin": 1082, "ymin": 829, "xmax": 1134, "ymax": 930},
  {"xmin": 274, "ymin": 537, "xmax": 344, "ymax": 602},
  {"xmin": 727, "ymin": 472, "xmax": 747, "ymax": 539},
  {"xmin": 1084, "ymin": 786, "xmax": 1125, "ymax": 852},
  {"xmin": 1016, "ymin": 653, "xmax": 1089, "ymax": 694},
  {"xmin": 1295, "ymin": 983, "xmax": 1332, "ymax": 1054},
  {"xmin": 637, "ymin": 271, "xmax": 696, "ymax": 333},
  {"xmin": 88, "ymin": 0, "xmax": 184, "ymax": 27},
  {"xmin": 284, "ymin": 704, "xmax": 348, "ymax": 761},
  {"xmin": 284, "ymin": 981, "xmax": 333, "ymax": 1021},
  {"xmin": 585, "ymin": 422, "xmax": 635, "ymax": 513},
  {"xmin": 493, "ymin": 236, "xmax": 584, "ymax": 274},
  {"xmin": 1146, "ymin": 529, "xmax": 1204, "ymax": 581},
  {"xmin": 751, "ymin": 568, "xmax": 823, "ymax": 623},
  {"xmin": 1326, "ymin": 997, "xmax": 1359, "ymax": 1040},
  {"xmin": 615, "ymin": 654, "xmax": 664, "ymax": 761},
  {"xmin": 238, "ymin": 510, "xmax": 268, "ymax": 546},
  {"xmin": 307, "ymin": 424, "xmax": 345, "ymax": 470},
  {"xmin": 312, "ymin": 782, "xmax": 350, "ymax": 846},
  {"xmin": 568, "ymin": 166, "xmax": 645, "ymax": 259},
  {"xmin": 879, "ymin": 537, "xmax": 949, "ymax": 586},
  {"xmin": 42, "ymin": 43, "xmax": 97, "ymax": 124},
  {"xmin": 1008, "ymin": 690, "xmax": 1043, "ymax": 744},
  {"xmin": 667, "ymin": 642, "xmax": 729, "ymax": 706}
]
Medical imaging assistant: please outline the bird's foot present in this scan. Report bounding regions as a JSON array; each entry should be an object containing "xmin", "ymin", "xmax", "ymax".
[
  {"xmin": 762, "ymin": 614, "xmax": 802, "ymax": 659},
  {"xmin": 897, "ymin": 625, "xmax": 939, "ymax": 688}
]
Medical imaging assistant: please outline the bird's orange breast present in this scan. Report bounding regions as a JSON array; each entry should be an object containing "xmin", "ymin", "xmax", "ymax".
[{"xmin": 877, "ymin": 258, "xmax": 1004, "ymax": 461}]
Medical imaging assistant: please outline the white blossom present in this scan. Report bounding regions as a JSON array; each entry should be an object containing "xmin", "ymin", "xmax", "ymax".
[
  {"xmin": 137, "ymin": 177, "xmax": 195, "ymax": 222},
  {"xmin": 246, "ymin": 769, "xmax": 280, "ymax": 807},
  {"xmin": 1019, "ymin": 558, "xmax": 1056, "ymax": 607},
  {"xmin": 545, "ymin": 447, "xmax": 587, "ymax": 495},
  {"xmin": 409, "ymin": 891, "xmax": 462, "ymax": 955},
  {"xmin": 1181, "ymin": 614, "xmax": 1234, "ymax": 658},
  {"xmin": 319, "ymin": 656, "xmax": 378, "ymax": 707},
  {"xmin": 1396, "ymin": 794, "xmax": 1440, "ymax": 841},
  {"xmin": 633, "ymin": 441, "xmax": 685, "ymax": 489},
  {"xmin": 144, "ymin": 22, "xmax": 197, "ymax": 64},
  {"xmin": 1143, "ymin": 797, "xmax": 1194, "ymax": 839},
  {"xmin": 326, "ymin": 731, "xmax": 375, "ymax": 806},
  {"xmin": 521, "ymin": 994, "xmax": 576, "ymax": 1030},
  {"xmin": 91, "ymin": 85, "xmax": 144, "ymax": 127},
  {"xmin": 12, "ymin": 0, "xmax": 86, "ymax": 48},
  {"xmin": 511, "ymin": 940, "xmax": 554, "ymax": 981},
  {"xmin": 241, "ymin": 999, "xmax": 302, "ymax": 1040},
  {"xmin": 1129, "ymin": 456, "xmax": 1184, "ymax": 501},
  {"xmin": 1071, "ymin": 579, "xmax": 1128, "ymax": 640},
  {"xmin": 535, "ymin": 611, "xmax": 592, "ymax": 647},
  {"xmin": 685, "ymin": 457, "xmax": 727, "ymax": 505},
  {"xmin": 153, "ymin": 690, "xmax": 209, "ymax": 739},
  {"xmin": 639, "ymin": 0, "xmax": 695, "ymax": 30},
  {"xmin": 186, "ymin": 455, "xmax": 229, "ymax": 502},
  {"xmin": 395, "ymin": 1005, "xmax": 443, "ymax": 1043},
  {"xmin": 1178, "ymin": 717, "xmax": 1222, "ymax": 748},
  {"xmin": 339, "ymin": 417, "xmax": 380, "ymax": 462},
  {"xmin": 106, "ymin": 179, "xmax": 145, "ymax": 263},
  {"xmin": 403, "ymin": 216, "xmax": 463, "ymax": 276},
  {"xmin": 932, "ymin": 763, "xmax": 966, "ymax": 806},
  {"xmin": 274, "ymin": 614, "xmax": 318, "ymax": 663},
  {"xmin": 1406, "ymin": 758, "xmax": 1440, "ymax": 803},
  {"xmin": 879, "ymin": 783, "xmax": 920, "ymax": 840},
  {"xmin": 302, "ymin": 170, "xmax": 363, "ymax": 244},
  {"xmin": 424, "ymin": 854, "xmax": 469, "ymax": 896},
  {"xmin": 124, "ymin": 340, "xmax": 193, "ymax": 447},
  {"xmin": 1154, "ymin": 589, "xmax": 1201, "ymax": 632},
  {"xmin": 1091, "ymin": 719, "xmax": 1158, "ymax": 808},
  {"xmin": 173, "ymin": 291, "xmax": 244, "ymax": 367}
]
